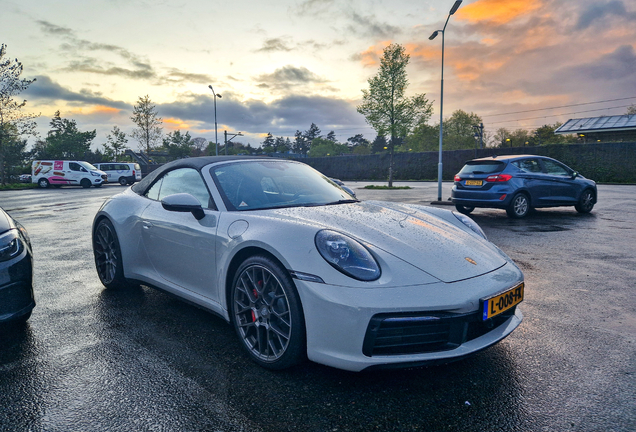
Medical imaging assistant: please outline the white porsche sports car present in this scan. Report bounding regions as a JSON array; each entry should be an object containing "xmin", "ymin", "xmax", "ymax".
[{"xmin": 92, "ymin": 156, "xmax": 524, "ymax": 372}]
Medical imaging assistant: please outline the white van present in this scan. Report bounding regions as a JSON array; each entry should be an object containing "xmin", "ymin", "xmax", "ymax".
[
  {"xmin": 94, "ymin": 162, "xmax": 142, "ymax": 186},
  {"xmin": 32, "ymin": 160, "xmax": 107, "ymax": 188}
]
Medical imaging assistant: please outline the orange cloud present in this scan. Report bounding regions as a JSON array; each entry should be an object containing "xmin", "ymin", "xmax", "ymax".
[
  {"xmin": 164, "ymin": 117, "xmax": 191, "ymax": 130},
  {"xmin": 357, "ymin": 41, "xmax": 392, "ymax": 67},
  {"xmin": 456, "ymin": 0, "xmax": 543, "ymax": 24},
  {"xmin": 405, "ymin": 43, "xmax": 441, "ymax": 61},
  {"xmin": 69, "ymin": 105, "xmax": 122, "ymax": 115}
]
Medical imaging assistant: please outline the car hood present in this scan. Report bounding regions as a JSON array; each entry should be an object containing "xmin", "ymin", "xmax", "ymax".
[{"xmin": 267, "ymin": 201, "xmax": 508, "ymax": 283}]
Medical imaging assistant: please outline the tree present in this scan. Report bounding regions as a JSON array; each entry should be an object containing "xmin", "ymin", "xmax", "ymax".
[
  {"xmin": 293, "ymin": 130, "xmax": 308, "ymax": 155},
  {"xmin": 262, "ymin": 132, "xmax": 275, "ymax": 153},
  {"xmin": 405, "ymin": 122, "xmax": 438, "ymax": 152},
  {"xmin": 163, "ymin": 130, "xmax": 193, "ymax": 159},
  {"xmin": 103, "ymin": 126, "xmax": 128, "ymax": 161},
  {"xmin": 357, "ymin": 43, "xmax": 432, "ymax": 186},
  {"xmin": 326, "ymin": 131, "xmax": 337, "ymax": 142},
  {"xmin": 131, "ymin": 95, "xmax": 163, "ymax": 153},
  {"xmin": 42, "ymin": 111, "xmax": 96, "ymax": 159},
  {"xmin": 371, "ymin": 135, "xmax": 388, "ymax": 153},
  {"xmin": 441, "ymin": 110, "xmax": 483, "ymax": 150},
  {"xmin": 299, "ymin": 123, "xmax": 321, "ymax": 156},
  {"xmin": 627, "ymin": 105, "xmax": 636, "ymax": 115},
  {"xmin": 308, "ymin": 137, "xmax": 349, "ymax": 157},
  {"xmin": 275, "ymin": 137, "xmax": 291, "ymax": 153},
  {"xmin": 0, "ymin": 44, "xmax": 38, "ymax": 185}
]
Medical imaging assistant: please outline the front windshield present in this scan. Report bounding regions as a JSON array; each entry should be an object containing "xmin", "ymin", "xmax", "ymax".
[
  {"xmin": 80, "ymin": 162, "xmax": 98, "ymax": 171},
  {"xmin": 211, "ymin": 160, "xmax": 357, "ymax": 211}
]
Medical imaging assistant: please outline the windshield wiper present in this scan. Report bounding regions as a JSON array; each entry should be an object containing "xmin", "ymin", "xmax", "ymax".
[{"xmin": 324, "ymin": 199, "xmax": 359, "ymax": 205}]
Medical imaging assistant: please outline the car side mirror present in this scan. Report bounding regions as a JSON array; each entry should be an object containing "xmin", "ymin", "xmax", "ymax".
[
  {"xmin": 571, "ymin": 171, "xmax": 578, "ymax": 179},
  {"xmin": 161, "ymin": 193, "xmax": 205, "ymax": 220}
]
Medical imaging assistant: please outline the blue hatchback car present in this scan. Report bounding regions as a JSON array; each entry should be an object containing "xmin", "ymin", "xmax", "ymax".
[{"xmin": 451, "ymin": 155, "xmax": 597, "ymax": 218}]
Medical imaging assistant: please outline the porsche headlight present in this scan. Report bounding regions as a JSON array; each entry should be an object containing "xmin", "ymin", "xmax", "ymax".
[
  {"xmin": 453, "ymin": 212, "xmax": 487, "ymax": 239},
  {"xmin": 315, "ymin": 230, "xmax": 380, "ymax": 281},
  {"xmin": 0, "ymin": 231, "xmax": 23, "ymax": 262}
]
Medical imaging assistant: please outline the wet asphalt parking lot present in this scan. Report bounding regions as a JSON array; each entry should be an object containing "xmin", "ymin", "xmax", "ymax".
[{"xmin": 0, "ymin": 181, "xmax": 634, "ymax": 432}]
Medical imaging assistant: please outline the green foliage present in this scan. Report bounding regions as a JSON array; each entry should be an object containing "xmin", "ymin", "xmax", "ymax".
[
  {"xmin": 406, "ymin": 122, "xmax": 438, "ymax": 152},
  {"xmin": 441, "ymin": 110, "xmax": 483, "ymax": 150},
  {"xmin": 357, "ymin": 43, "xmax": 432, "ymax": 185},
  {"xmin": 38, "ymin": 111, "xmax": 96, "ymax": 160},
  {"xmin": 103, "ymin": 126, "xmax": 128, "ymax": 161},
  {"xmin": 308, "ymin": 137, "xmax": 350, "ymax": 157},
  {"xmin": 162, "ymin": 130, "xmax": 193, "ymax": 159},
  {"xmin": 131, "ymin": 95, "xmax": 163, "ymax": 153},
  {"xmin": 0, "ymin": 43, "xmax": 38, "ymax": 184},
  {"xmin": 357, "ymin": 44, "xmax": 433, "ymax": 144}
]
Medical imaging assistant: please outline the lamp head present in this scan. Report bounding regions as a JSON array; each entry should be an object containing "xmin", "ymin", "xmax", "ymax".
[
  {"xmin": 449, "ymin": 0, "xmax": 462, "ymax": 15},
  {"xmin": 429, "ymin": 30, "xmax": 439, "ymax": 40}
]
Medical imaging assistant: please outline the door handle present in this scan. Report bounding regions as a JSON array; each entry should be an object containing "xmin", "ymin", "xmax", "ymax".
[{"xmin": 142, "ymin": 221, "xmax": 153, "ymax": 229}]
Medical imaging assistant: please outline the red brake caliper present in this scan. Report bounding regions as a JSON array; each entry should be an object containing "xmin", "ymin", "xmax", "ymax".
[{"xmin": 251, "ymin": 280, "xmax": 263, "ymax": 322}]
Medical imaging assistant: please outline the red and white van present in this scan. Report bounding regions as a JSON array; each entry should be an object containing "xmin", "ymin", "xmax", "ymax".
[{"xmin": 32, "ymin": 160, "xmax": 108, "ymax": 188}]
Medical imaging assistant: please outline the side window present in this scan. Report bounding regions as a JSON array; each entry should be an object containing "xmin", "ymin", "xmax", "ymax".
[
  {"xmin": 145, "ymin": 168, "xmax": 214, "ymax": 209},
  {"xmin": 69, "ymin": 162, "xmax": 81, "ymax": 172},
  {"xmin": 145, "ymin": 178, "xmax": 162, "ymax": 201},
  {"xmin": 542, "ymin": 160, "xmax": 570, "ymax": 176},
  {"xmin": 514, "ymin": 159, "xmax": 542, "ymax": 173}
]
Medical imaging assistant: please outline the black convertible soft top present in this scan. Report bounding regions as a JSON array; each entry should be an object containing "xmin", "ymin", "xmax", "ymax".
[{"xmin": 130, "ymin": 155, "xmax": 275, "ymax": 195}]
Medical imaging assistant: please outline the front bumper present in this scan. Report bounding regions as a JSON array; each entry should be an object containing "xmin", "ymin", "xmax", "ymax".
[
  {"xmin": 295, "ymin": 263, "xmax": 524, "ymax": 371},
  {"xmin": 0, "ymin": 253, "xmax": 35, "ymax": 323}
]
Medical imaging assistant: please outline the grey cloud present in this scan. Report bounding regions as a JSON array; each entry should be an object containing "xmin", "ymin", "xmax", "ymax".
[
  {"xmin": 158, "ymin": 93, "xmax": 366, "ymax": 140},
  {"xmin": 576, "ymin": 0, "xmax": 636, "ymax": 30},
  {"xmin": 347, "ymin": 12, "xmax": 401, "ymax": 39},
  {"xmin": 37, "ymin": 20, "xmax": 74, "ymax": 36},
  {"xmin": 255, "ymin": 66, "xmax": 330, "ymax": 92},
  {"xmin": 257, "ymin": 38, "xmax": 293, "ymax": 52},
  {"xmin": 164, "ymin": 69, "xmax": 213, "ymax": 84},
  {"xmin": 22, "ymin": 75, "xmax": 129, "ymax": 109},
  {"xmin": 293, "ymin": 0, "xmax": 336, "ymax": 16}
]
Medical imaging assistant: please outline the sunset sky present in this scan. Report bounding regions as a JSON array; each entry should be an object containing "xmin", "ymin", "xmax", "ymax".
[{"xmin": 3, "ymin": 0, "xmax": 636, "ymax": 150}]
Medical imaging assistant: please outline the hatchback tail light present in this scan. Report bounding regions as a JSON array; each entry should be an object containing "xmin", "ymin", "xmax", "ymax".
[
  {"xmin": 486, "ymin": 174, "xmax": 512, "ymax": 182},
  {"xmin": 454, "ymin": 175, "xmax": 461, "ymax": 182}
]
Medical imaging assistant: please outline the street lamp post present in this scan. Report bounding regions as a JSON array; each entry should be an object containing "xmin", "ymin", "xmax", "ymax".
[
  {"xmin": 429, "ymin": 0, "xmax": 462, "ymax": 202},
  {"xmin": 208, "ymin": 85, "xmax": 222, "ymax": 156}
]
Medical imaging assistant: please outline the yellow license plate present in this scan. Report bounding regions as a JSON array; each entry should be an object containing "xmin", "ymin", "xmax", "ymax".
[
  {"xmin": 465, "ymin": 180, "xmax": 483, "ymax": 186},
  {"xmin": 482, "ymin": 283, "xmax": 524, "ymax": 320}
]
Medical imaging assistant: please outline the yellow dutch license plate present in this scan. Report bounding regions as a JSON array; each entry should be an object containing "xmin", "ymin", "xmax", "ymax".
[
  {"xmin": 482, "ymin": 283, "xmax": 524, "ymax": 320},
  {"xmin": 465, "ymin": 180, "xmax": 483, "ymax": 186}
]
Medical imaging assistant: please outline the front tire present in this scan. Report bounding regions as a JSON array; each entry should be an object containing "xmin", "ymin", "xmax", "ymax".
[
  {"xmin": 231, "ymin": 255, "xmax": 306, "ymax": 370},
  {"xmin": 81, "ymin": 179, "xmax": 91, "ymax": 188},
  {"xmin": 38, "ymin": 178, "xmax": 49, "ymax": 188},
  {"xmin": 455, "ymin": 204, "xmax": 474, "ymax": 215},
  {"xmin": 575, "ymin": 190, "xmax": 595, "ymax": 213},
  {"xmin": 93, "ymin": 218, "xmax": 132, "ymax": 289},
  {"xmin": 506, "ymin": 193, "xmax": 530, "ymax": 218}
]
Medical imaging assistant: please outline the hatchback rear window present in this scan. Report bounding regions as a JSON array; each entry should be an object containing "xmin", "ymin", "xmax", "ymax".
[{"xmin": 458, "ymin": 161, "xmax": 505, "ymax": 175}]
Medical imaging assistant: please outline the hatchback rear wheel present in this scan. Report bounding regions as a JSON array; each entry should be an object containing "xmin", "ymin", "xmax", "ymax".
[
  {"xmin": 455, "ymin": 205, "xmax": 474, "ymax": 215},
  {"xmin": 506, "ymin": 193, "xmax": 530, "ymax": 218}
]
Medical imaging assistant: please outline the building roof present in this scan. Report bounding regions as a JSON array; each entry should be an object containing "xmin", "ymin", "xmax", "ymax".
[{"xmin": 555, "ymin": 115, "xmax": 636, "ymax": 135}]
